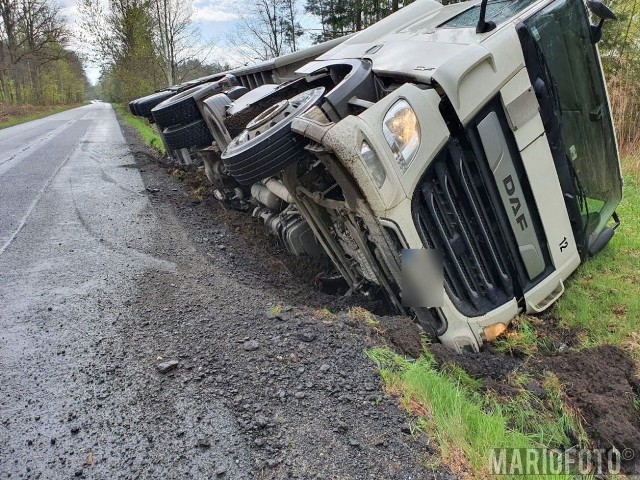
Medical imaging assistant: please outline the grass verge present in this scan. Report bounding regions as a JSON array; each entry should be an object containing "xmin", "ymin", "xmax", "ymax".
[
  {"xmin": 555, "ymin": 169, "xmax": 640, "ymax": 351},
  {"xmin": 112, "ymin": 103, "xmax": 165, "ymax": 154},
  {"xmin": 0, "ymin": 103, "xmax": 83, "ymax": 129},
  {"xmin": 367, "ymin": 348, "xmax": 585, "ymax": 479}
]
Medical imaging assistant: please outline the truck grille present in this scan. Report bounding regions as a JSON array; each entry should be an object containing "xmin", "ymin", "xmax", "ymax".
[{"xmin": 413, "ymin": 142, "xmax": 515, "ymax": 317}]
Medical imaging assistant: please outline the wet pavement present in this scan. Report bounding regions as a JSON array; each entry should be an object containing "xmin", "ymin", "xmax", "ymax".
[{"xmin": 0, "ymin": 104, "xmax": 251, "ymax": 478}]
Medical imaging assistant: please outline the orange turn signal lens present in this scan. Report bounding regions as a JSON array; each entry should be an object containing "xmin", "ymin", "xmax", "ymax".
[{"xmin": 482, "ymin": 322, "xmax": 508, "ymax": 342}]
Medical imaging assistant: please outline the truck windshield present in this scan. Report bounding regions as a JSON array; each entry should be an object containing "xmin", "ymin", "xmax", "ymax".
[
  {"xmin": 441, "ymin": 0, "xmax": 538, "ymax": 28},
  {"xmin": 524, "ymin": 0, "xmax": 622, "ymax": 241}
]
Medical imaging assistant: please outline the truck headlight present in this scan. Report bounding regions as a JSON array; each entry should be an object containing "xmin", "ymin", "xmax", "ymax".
[
  {"xmin": 382, "ymin": 100, "xmax": 420, "ymax": 173},
  {"xmin": 360, "ymin": 141, "xmax": 386, "ymax": 189}
]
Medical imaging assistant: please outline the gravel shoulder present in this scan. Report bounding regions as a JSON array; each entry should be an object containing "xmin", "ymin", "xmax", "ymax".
[{"xmin": 113, "ymin": 118, "xmax": 453, "ymax": 478}]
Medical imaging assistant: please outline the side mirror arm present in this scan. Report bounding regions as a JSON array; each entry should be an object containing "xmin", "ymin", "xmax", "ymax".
[
  {"xmin": 586, "ymin": 0, "xmax": 617, "ymax": 43},
  {"xmin": 590, "ymin": 18, "xmax": 606, "ymax": 43},
  {"xmin": 476, "ymin": 0, "xmax": 497, "ymax": 34}
]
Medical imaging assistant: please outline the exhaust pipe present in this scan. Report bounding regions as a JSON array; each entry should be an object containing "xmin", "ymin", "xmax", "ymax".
[{"xmin": 264, "ymin": 178, "xmax": 294, "ymax": 204}]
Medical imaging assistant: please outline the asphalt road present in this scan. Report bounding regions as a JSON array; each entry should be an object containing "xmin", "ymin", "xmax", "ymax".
[
  {"xmin": 0, "ymin": 104, "xmax": 443, "ymax": 479},
  {"xmin": 0, "ymin": 104, "xmax": 251, "ymax": 478}
]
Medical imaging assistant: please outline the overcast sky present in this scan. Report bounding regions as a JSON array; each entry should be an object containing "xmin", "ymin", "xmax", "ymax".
[{"xmin": 59, "ymin": 0, "xmax": 316, "ymax": 85}]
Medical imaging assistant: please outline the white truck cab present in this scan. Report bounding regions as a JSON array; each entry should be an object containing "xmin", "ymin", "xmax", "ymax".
[{"xmin": 243, "ymin": 0, "xmax": 621, "ymax": 351}]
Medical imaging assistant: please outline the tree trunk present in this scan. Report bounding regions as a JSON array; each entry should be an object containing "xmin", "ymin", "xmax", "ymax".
[
  {"xmin": 0, "ymin": 70, "xmax": 10, "ymax": 102},
  {"xmin": 288, "ymin": 0, "xmax": 297, "ymax": 51}
]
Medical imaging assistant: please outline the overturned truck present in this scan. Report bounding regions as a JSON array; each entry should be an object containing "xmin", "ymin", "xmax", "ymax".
[{"xmin": 130, "ymin": 0, "xmax": 623, "ymax": 352}]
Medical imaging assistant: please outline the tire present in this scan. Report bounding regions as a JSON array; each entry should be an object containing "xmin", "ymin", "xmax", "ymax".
[
  {"xmin": 226, "ymin": 85, "xmax": 279, "ymax": 119},
  {"xmin": 226, "ymin": 86, "xmax": 249, "ymax": 101},
  {"xmin": 203, "ymin": 94, "xmax": 233, "ymax": 150},
  {"xmin": 174, "ymin": 73, "xmax": 236, "ymax": 93},
  {"xmin": 136, "ymin": 91, "xmax": 174, "ymax": 118},
  {"xmin": 128, "ymin": 100, "xmax": 138, "ymax": 116},
  {"xmin": 133, "ymin": 100, "xmax": 143, "ymax": 117},
  {"xmin": 151, "ymin": 82, "xmax": 225, "ymax": 130},
  {"xmin": 221, "ymin": 87, "xmax": 324, "ymax": 185},
  {"xmin": 162, "ymin": 119, "xmax": 213, "ymax": 150},
  {"xmin": 203, "ymin": 93, "xmax": 231, "ymax": 119}
]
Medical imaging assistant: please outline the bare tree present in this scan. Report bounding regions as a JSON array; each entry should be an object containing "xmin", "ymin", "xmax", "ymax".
[
  {"xmin": 79, "ymin": 0, "xmax": 211, "ymax": 89},
  {"xmin": 228, "ymin": 0, "xmax": 302, "ymax": 62},
  {"xmin": 0, "ymin": 0, "xmax": 20, "ymax": 100},
  {"xmin": 151, "ymin": 0, "xmax": 212, "ymax": 85},
  {"xmin": 282, "ymin": 0, "xmax": 303, "ymax": 52}
]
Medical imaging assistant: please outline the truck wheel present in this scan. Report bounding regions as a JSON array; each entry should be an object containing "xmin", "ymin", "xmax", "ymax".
[
  {"xmin": 128, "ymin": 100, "xmax": 138, "ymax": 116},
  {"xmin": 162, "ymin": 119, "xmax": 213, "ymax": 150},
  {"xmin": 224, "ymin": 80, "xmax": 315, "ymax": 138},
  {"xmin": 226, "ymin": 86, "xmax": 249, "ymax": 101},
  {"xmin": 204, "ymin": 93, "xmax": 231, "ymax": 119},
  {"xmin": 221, "ymin": 87, "xmax": 324, "ymax": 185},
  {"xmin": 202, "ymin": 93, "xmax": 233, "ymax": 150},
  {"xmin": 151, "ymin": 82, "xmax": 224, "ymax": 130},
  {"xmin": 136, "ymin": 91, "xmax": 174, "ymax": 119}
]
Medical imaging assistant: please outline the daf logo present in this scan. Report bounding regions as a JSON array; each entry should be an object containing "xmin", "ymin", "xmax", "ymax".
[{"xmin": 502, "ymin": 175, "xmax": 529, "ymax": 232}]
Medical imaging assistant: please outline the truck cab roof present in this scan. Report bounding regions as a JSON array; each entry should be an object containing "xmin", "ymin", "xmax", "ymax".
[{"xmin": 300, "ymin": 0, "xmax": 541, "ymax": 87}]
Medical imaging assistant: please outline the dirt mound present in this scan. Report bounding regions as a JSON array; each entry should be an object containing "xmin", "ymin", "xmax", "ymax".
[
  {"xmin": 377, "ymin": 316, "xmax": 424, "ymax": 358},
  {"xmin": 539, "ymin": 345, "xmax": 640, "ymax": 455},
  {"xmin": 428, "ymin": 344, "xmax": 522, "ymax": 381}
]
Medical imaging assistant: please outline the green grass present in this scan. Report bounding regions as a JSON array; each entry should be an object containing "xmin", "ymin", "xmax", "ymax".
[
  {"xmin": 0, "ymin": 104, "xmax": 83, "ymax": 129},
  {"xmin": 494, "ymin": 316, "xmax": 541, "ymax": 356},
  {"xmin": 347, "ymin": 306, "xmax": 379, "ymax": 326},
  {"xmin": 312, "ymin": 307, "xmax": 336, "ymax": 320},
  {"xmin": 366, "ymin": 348, "xmax": 582, "ymax": 479},
  {"xmin": 555, "ymin": 170, "xmax": 640, "ymax": 350},
  {"xmin": 112, "ymin": 103, "xmax": 165, "ymax": 154},
  {"xmin": 490, "ymin": 372, "xmax": 589, "ymax": 450}
]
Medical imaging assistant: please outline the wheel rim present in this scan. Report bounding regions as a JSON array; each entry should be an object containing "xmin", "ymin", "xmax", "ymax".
[
  {"xmin": 225, "ymin": 87, "xmax": 325, "ymax": 155},
  {"xmin": 246, "ymin": 101, "xmax": 289, "ymax": 130}
]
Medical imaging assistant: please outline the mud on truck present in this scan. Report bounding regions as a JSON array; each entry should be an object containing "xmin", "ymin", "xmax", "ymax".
[{"xmin": 130, "ymin": 0, "xmax": 623, "ymax": 352}]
